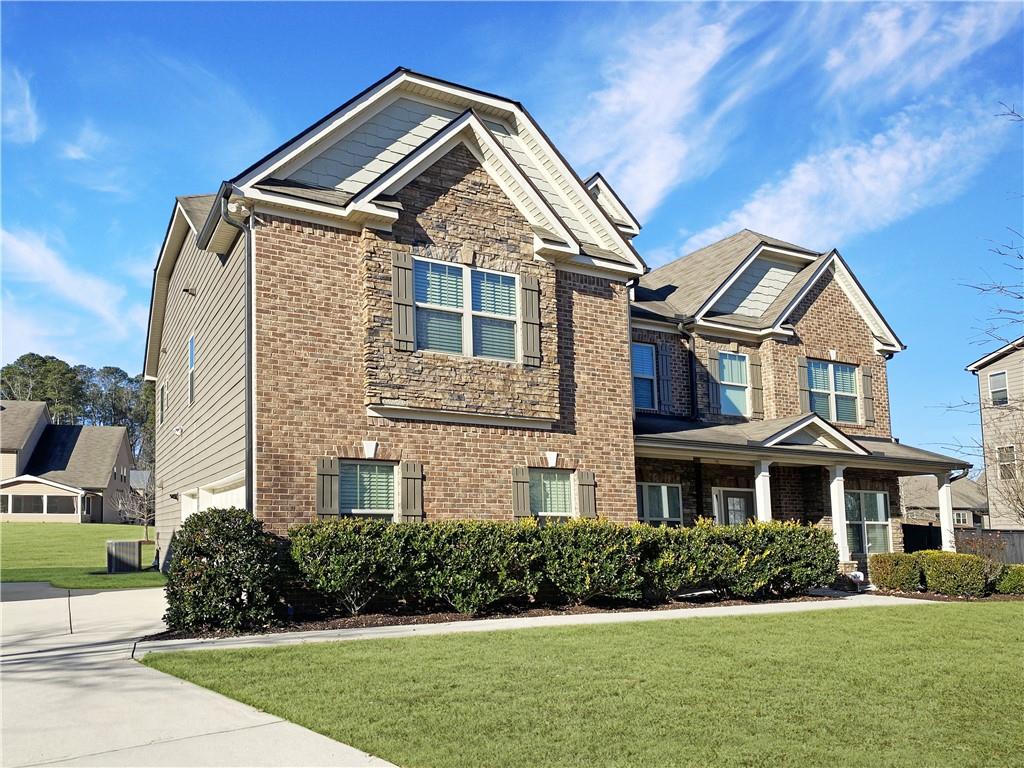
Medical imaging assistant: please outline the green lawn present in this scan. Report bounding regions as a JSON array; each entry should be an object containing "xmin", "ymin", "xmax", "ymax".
[
  {"xmin": 1, "ymin": 521, "xmax": 165, "ymax": 589},
  {"xmin": 144, "ymin": 603, "xmax": 1023, "ymax": 768}
]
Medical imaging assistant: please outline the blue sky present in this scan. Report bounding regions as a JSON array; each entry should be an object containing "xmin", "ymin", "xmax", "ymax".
[{"xmin": 2, "ymin": 2, "xmax": 1021, "ymax": 459}]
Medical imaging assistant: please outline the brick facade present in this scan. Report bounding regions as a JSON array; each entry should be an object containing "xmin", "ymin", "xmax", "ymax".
[{"xmin": 252, "ymin": 146, "xmax": 637, "ymax": 535}]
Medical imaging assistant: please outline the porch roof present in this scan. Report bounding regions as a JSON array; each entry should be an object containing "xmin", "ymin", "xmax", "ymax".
[{"xmin": 633, "ymin": 414, "xmax": 970, "ymax": 473}]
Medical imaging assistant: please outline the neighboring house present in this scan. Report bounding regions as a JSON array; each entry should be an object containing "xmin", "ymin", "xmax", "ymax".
[
  {"xmin": 899, "ymin": 475, "xmax": 987, "ymax": 550},
  {"xmin": 145, "ymin": 68, "xmax": 967, "ymax": 574},
  {"xmin": 967, "ymin": 337, "xmax": 1024, "ymax": 530},
  {"xmin": 0, "ymin": 400, "xmax": 133, "ymax": 522}
]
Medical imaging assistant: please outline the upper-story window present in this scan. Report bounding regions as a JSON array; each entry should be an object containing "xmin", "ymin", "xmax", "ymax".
[
  {"xmin": 808, "ymin": 360, "xmax": 858, "ymax": 423},
  {"xmin": 719, "ymin": 352, "xmax": 749, "ymax": 417},
  {"xmin": 998, "ymin": 446, "xmax": 1016, "ymax": 480},
  {"xmin": 413, "ymin": 259, "xmax": 518, "ymax": 361},
  {"xmin": 631, "ymin": 343, "xmax": 657, "ymax": 410},
  {"xmin": 187, "ymin": 336, "xmax": 196, "ymax": 406},
  {"xmin": 988, "ymin": 371, "xmax": 1009, "ymax": 406}
]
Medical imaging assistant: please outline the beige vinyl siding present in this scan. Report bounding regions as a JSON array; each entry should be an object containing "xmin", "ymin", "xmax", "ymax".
[
  {"xmin": 154, "ymin": 228, "xmax": 246, "ymax": 558},
  {"xmin": 1, "ymin": 452, "xmax": 17, "ymax": 481},
  {"xmin": 712, "ymin": 258, "xmax": 801, "ymax": 317},
  {"xmin": 978, "ymin": 346, "xmax": 1024, "ymax": 530},
  {"xmin": 99, "ymin": 434, "xmax": 134, "ymax": 523}
]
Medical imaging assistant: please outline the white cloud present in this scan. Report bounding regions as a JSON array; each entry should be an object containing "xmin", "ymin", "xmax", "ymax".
[
  {"xmin": 825, "ymin": 4, "xmax": 1020, "ymax": 99},
  {"xmin": 2, "ymin": 66, "xmax": 42, "ymax": 143},
  {"xmin": 681, "ymin": 100, "xmax": 1009, "ymax": 254},
  {"xmin": 1, "ymin": 228, "xmax": 133, "ymax": 338},
  {"xmin": 61, "ymin": 120, "xmax": 110, "ymax": 161}
]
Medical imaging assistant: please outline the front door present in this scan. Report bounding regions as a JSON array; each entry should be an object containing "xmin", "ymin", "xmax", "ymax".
[{"xmin": 717, "ymin": 489, "xmax": 756, "ymax": 525}]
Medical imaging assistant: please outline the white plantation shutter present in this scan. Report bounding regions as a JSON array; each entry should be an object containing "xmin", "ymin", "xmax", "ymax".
[{"xmin": 529, "ymin": 469, "xmax": 572, "ymax": 516}]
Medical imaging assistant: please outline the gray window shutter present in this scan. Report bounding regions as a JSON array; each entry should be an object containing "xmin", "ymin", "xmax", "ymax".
[
  {"xmin": 392, "ymin": 252, "xmax": 414, "ymax": 351},
  {"xmin": 400, "ymin": 461, "xmax": 424, "ymax": 522},
  {"xmin": 797, "ymin": 356, "xmax": 810, "ymax": 413},
  {"xmin": 707, "ymin": 348, "xmax": 721, "ymax": 414},
  {"xmin": 749, "ymin": 352, "xmax": 764, "ymax": 419},
  {"xmin": 862, "ymin": 367, "xmax": 875, "ymax": 426},
  {"xmin": 576, "ymin": 470, "xmax": 597, "ymax": 518},
  {"xmin": 657, "ymin": 342, "xmax": 673, "ymax": 414},
  {"xmin": 512, "ymin": 466, "xmax": 532, "ymax": 519},
  {"xmin": 316, "ymin": 457, "xmax": 339, "ymax": 516},
  {"xmin": 521, "ymin": 275, "xmax": 541, "ymax": 366}
]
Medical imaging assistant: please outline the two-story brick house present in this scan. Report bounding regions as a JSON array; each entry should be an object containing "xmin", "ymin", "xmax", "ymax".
[
  {"xmin": 967, "ymin": 337, "xmax": 1024, "ymax": 530},
  {"xmin": 145, "ymin": 68, "xmax": 968, "ymax": 573}
]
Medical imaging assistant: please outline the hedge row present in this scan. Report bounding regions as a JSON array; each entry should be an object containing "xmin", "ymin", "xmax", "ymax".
[
  {"xmin": 164, "ymin": 510, "xmax": 839, "ymax": 630},
  {"xmin": 869, "ymin": 551, "xmax": 1023, "ymax": 598}
]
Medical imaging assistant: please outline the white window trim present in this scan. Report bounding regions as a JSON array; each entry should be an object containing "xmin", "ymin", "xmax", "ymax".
[
  {"xmin": 808, "ymin": 359, "xmax": 860, "ymax": 425},
  {"xmin": 844, "ymin": 489, "xmax": 892, "ymax": 555},
  {"xmin": 711, "ymin": 486, "xmax": 756, "ymax": 525},
  {"xmin": 529, "ymin": 467, "xmax": 577, "ymax": 518},
  {"xmin": 631, "ymin": 342, "xmax": 658, "ymax": 411},
  {"xmin": 187, "ymin": 335, "xmax": 196, "ymax": 407},
  {"xmin": 953, "ymin": 511, "xmax": 969, "ymax": 526},
  {"xmin": 412, "ymin": 256, "xmax": 521, "ymax": 363},
  {"xmin": 719, "ymin": 351, "xmax": 750, "ymax": 417},
  {"xmin": 997, "ymin": 445, "xmax": 1017, "ymax": 481},
  {"xmin": 338, "ymin": 460, "xmax": 402, "ymax": 522},
  {"xmin": 637, "ymin": 482, "xmax": 682, "ymax": 525},
  {"xmin": 988, "ymin": 370, "xmax": 1009, "ymax": 406}
]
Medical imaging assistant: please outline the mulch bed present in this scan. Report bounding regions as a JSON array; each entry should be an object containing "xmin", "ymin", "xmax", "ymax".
[
  {"xmin": 873, "ymin": 589, "xmax": 1024, "ymax": 603},
  {"xmin": 144, "ymin": 593, "xmax": 832, "ymax": 642}
]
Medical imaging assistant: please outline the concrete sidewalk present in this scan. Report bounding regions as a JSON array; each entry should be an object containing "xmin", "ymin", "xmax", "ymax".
[
  {"xmin": 134, "ymin": 591, "xmax": 936, "ymax": 658},
  {"xmin": 1, "ymin": 584, "xmax": 394, "ymax": 767}
]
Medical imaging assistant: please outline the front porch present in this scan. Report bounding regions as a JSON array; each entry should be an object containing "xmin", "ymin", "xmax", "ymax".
[{"xmin": 634, "ymin": 413, "xmax": 970, "ymax": 574}]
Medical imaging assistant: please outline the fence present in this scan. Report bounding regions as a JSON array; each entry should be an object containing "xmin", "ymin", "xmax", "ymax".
[{"xmin": 955, "ymin": 529, "xmax": 1024, "ymax": 564}]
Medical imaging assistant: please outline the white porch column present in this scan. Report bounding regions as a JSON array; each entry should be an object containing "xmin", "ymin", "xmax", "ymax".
[
  {"xmin": 754, "ymin": 461, "xmax": 773, "ymax": 521},
  {"xmin": 937, "ymin": 473, "xmax": 956, "ymax": 552},
  {"xmin": 829, "ymin": 465, "xmax": 851, "ymax": 563}
]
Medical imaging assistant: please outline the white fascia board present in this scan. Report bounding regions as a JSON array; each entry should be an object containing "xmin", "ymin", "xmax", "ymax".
[
  {"xmin": 0, "ymin": 474, "xmax": 85, "ymax": 494},
  {"xmin": 247, "ymin": 190, "xmax": 382, "ymax": 231},
  {"xmin": 584, "ymin": 173, "xmax": 641, "ymax": 235},
  {"xmin": 144, "ymin": 204, "xmax": 191, "ymax": 379},
  {"xmin": 966, "ymin": 336, "xmax": 1024, "ymax": 372},
  {"xmin": 632, "ymin": 318, "xmax": 682, "ymax": 334},
  {"xmin": 761, "ymin": 414, "xmax": 870, "ymax": 456},
  {"xmin": 691, "ymin": 319, "xmax": 793, "ymax": 341}
]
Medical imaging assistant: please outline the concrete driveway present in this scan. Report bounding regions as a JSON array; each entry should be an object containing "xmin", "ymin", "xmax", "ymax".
[{"xmin": 0, "ymin": 583, "xmax": 393, "ymax": 767}]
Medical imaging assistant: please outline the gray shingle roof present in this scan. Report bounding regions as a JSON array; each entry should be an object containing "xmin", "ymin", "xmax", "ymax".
[
  {"xmin": 899, "ymin": 475, "xmax": 987, "ymax": 511},
  {"xmin": 24, "ymin": 425, "xmax": 128, "ymax": 490},
  {"xmin": 633, "ymin": 230, "xmax": 823, "ymax": 325},
  {"xmin": 0, "ymin": 400, "xmax": 48, "ymax": 452},
  {"xmin": 177, "ymin": 194, "xmax": 217, "ymax": 232}
]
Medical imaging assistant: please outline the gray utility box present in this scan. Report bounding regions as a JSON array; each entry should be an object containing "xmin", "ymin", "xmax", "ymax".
[{"xmin": 107, "ymin": 540, "xmax": 143, "ymax": 573}]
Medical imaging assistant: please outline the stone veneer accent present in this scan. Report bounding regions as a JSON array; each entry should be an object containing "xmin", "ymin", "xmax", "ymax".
[{"xmin": 252, "ymin": 145, "xmax": 637, "ymax": 534}]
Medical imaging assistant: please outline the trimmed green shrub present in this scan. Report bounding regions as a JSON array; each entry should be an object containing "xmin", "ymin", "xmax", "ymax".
[
  {"xmin": 717, "ymin": 521, "xmax": 839, "ymax": 599},
  {"xmin": 869, "ymin": 553, "xmax": 922, "ymax": 592},
  {"xmin": 165, "ymin": 507, "xmax": 280, "ymax": 631},
  {"xmin": 638, "ymin": 521, "xmax": 740, "ymax": 601},
  {"xmin": 918, "ymin": 550, "xmax": 988, "ymax": 597},
  {"xmin": 541, "ymin": 519, "xmax": 645, "ymax": 604},
  {"xmin": 414, "ymin": 520, "xmax": 543, "ymax": 614},
  {"xmin": 995, "ymin": 564, "xmax": 1024, "ymax": 595},
  {"xmin": 289, "ymin": 518, "xmax": 417, "ymax": 615}
]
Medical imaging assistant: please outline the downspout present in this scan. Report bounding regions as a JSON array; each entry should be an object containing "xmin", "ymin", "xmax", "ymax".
[{"xmin": 217, "ymin": 195, "xmax": 255, "ymax": 515}]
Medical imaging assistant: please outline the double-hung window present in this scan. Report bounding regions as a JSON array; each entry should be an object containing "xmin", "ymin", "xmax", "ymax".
[
  {"xmin": 953, "ymin": 511, "xmax": 969, "ymax": 526},
  {"xmin": 631, "ymin": 343, "xmax": 657, "ymax": 410},
  {"xmin": 637, "ymin": 483, "xmax": 682, "ymax": 526},
  {"xmin": 719, "ymin": 352, "xmax": 749, "ymax": 416},
  {"xmin": 845, "ymin": 490, "xmax": 890, "ymax": 555},
  {"xmin": 808, "ymin": 360, "xmax": 858, "ymax": 423},
  {"xmin": 989, "ymin": 372, "xmax": 1009, "ymax": 406},
  {"xmin": 339, "ymin": 462, "xmax": 397, "ymax": 518},
  {"xmin": 529, "ymin": 468, "xmax": 573, "ymax": 518},
  {"xmin": 413, "ymin": 259, "xmax": 518, "ymax": 361},
  {"xmin": 998, "ymin": 446, "xmax": 1016, "ymax": 480},
  {"xmin": 187, "ymin": 336, "xmax": 196, "ymax": 406}
]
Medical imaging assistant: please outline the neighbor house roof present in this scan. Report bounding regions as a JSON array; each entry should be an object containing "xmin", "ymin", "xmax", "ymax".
[
  {"xmin": 965, "ymin": 335, "xmax": 1024, "ymax": 372},
  {"xmin": 0, "ymin": 400, "xmax": 49, "ymax": 452},
  {"xmin": 24, "ymin": 425, "xmax": 128, "ymax": 491},
  {"xmin": 899, "ymin": 475, "xmax": 988, "ymax": 511}
]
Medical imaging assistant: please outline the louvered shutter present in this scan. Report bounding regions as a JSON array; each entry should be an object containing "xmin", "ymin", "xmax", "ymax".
[
  {"xmin": 707, "ymin": 349, "xmax": 721, "ymax": 414},
  {"xmin": 316, "ymin": 457, "xmax": 339, "ymax": 517},
  {"xmin": 749, "ymin": 352, "xmax": 764, "ymax": 419},
  {"xmin": 392, "ymin": 252, "xmax": 415, "ymax": 351},
  {"xmin": 797, "ymin": 356, "xmax": 811, "ymax": 413},
  {"xmin": 512, "ymin": 466, "xmax": 532, "ymax": 519},
  {"xmin": 861, "ymin": 368, "xmax": 875, "ymax": 427},
  {"xmin": 576, "ymin": 470, "xmax": 597, "ymax": 518},
  {"xmin": 400, "ymin": 461, "xmax": 424, "ymax": 522},
  {"xmin": 521, "ymin": 275, "xmax": 541, "ymax": 366},
  {"xmin": 657, "ymin": 342, "xmax": 673, "ymax": 414}
]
